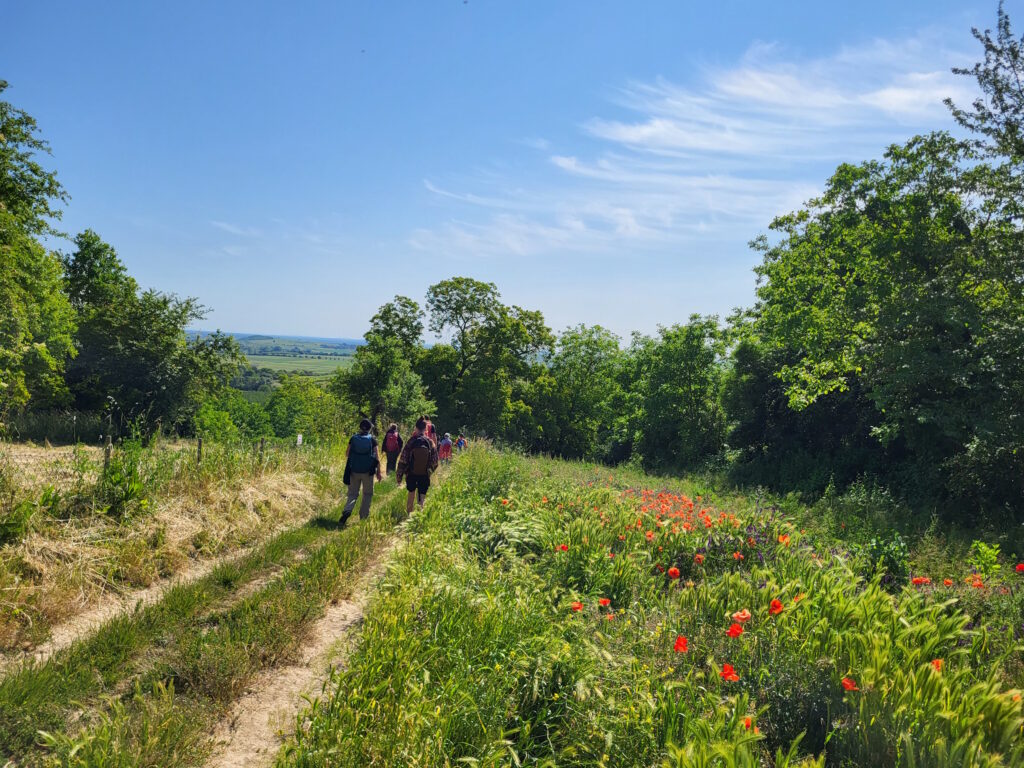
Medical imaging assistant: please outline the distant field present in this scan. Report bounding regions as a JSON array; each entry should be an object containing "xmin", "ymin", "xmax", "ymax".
[{"xmin": 246, "ymin": 354, "xmax": 352, "ymax": 375}]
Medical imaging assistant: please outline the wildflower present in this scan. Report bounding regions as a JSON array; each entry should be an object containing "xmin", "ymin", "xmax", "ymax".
[
  {"xmin": 694, "ymin": 553, "xmax": 705, "ymax": 565},
  {"xmin": 972, "ymin": 578, "xmax": 985, "ymax": 589},
  {"xmin": 911, "ymin": 576, "xmax": 931, "ymax": 586},
  {"xmin": 501, "ymin": 498, "xmax": 510, "ymax": 506},
  {"xmin": 793, "ymin": 593, "xmax": 806, "ymax": 603},
  {"xmin": 743, "ymin": 717, "xmax": 759, "ymax": 733},
  {"xmin": 931, "ymin": 658, "xmax": 943, "ymax": 673},
  {"xmin": 943, "ymin": 578, "xmax": 953, "ymax": 587},
  {"xmin": 605, "ymin": 613, "xmax": 615, "ymax": 621},
  {"xmin": 733, "ymin": 551, "xmax": 744, "ymax": 561},
  {"xmin": 646, "ymin": 531, "xmax": 655, "ymax": 541},
  {"xmin": 542, "ymin": 496, "xmax": 548, "ymax": 503},
  {"xmin": 668, "ymin": 567, "xmax": 681, "ymax": 579},
  {"xmin": 1017, "ymin": 563, "xmax": 1024, "ymax": 573},
  {"xmin": 558, "ymin": 544, "xmax": 568, "ymax": 552},
  {"xmin": 769, "ymin": 599, "xmax": 784, "ymax": 615},
  {"xmin": 727, "ymin": 623, "xmax": 744, "ymax": 638},
  {"xmin": 599, "ymin": 597, "xmax": 611, "ymax": 607},
  {"xmin": 732, "ymin": 609, "xmax": 751, "ymax": 623},
  {"xmin": 571, "ymin": 601, "xmax": 583, "ymax": 612},
  {"xmin": 608, "ymin": 552, "xmax": 615, "ymax": 558},
  {"xmin": 778, "ymin": 534, "xmax": 790, "ymax": 546},
  {"xmin": 841, "ymin": 677, "xmax": 859, "ymax": 691},
  {"xmin": 720, "ymin": 663, "xmax": 740, "ymax": 682},
  {"xmin": 674, "ymin": 635, "xmax": 688, "ymax": 653}
]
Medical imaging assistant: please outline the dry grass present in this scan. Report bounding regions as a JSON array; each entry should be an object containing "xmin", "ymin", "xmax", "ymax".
[{"xmin": 0, "ymin": 441, "xmax": 344, "ymax": 652}]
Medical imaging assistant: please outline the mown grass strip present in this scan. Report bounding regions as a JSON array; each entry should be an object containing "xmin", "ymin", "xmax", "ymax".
[
  {"xmin": 9, "ymin": 480, "xmax": 409, "ymax": 767},
  {"xmin": 0, "ymin": 483, "xmax": 397, "ymax": 762}
]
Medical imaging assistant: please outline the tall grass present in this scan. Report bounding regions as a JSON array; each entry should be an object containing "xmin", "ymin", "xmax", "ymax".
[{"xmin": 280, "ymin": 446, "xmax": 1024, "ymax": 767}]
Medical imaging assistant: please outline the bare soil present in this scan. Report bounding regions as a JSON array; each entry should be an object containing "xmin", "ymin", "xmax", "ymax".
[{"xmin": 204, "ymin": 535, "xmax": 402, "ymax": 768}]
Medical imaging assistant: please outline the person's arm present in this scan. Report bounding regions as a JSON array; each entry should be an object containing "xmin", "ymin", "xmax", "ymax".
[
  {"xmin": 396, "ymin": 440, "xmax": 411, "ymax": 479},
  {"xmin": 429, "ymin": 444, "xmax": 439, "ymax": 474}
]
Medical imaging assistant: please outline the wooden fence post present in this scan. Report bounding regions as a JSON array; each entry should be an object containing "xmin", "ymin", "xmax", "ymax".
[
  {"xmin": 103, "ymin": 434, "xmax": 112, "ymax": 471},
  {"xmin": 197, "ymin": 437, "xmax": 203, "ymax": 466},
  {"xmin": 259, "ymin": 437, "xmax": 266, "ymax": 464}
]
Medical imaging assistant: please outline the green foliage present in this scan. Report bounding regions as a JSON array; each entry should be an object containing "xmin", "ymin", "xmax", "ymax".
[
  {"xmin": 281, "ymin": 448, "xmax": 1024, "ymax": 768},
  {"xmin": 63, "ymin": 231, "xmax": 244, "ymax": 434},
  {"xmin": 968, "ymin": 540, "xmax": 1002, "ymax": 580},
  {"xmin": 863, "ymin": 532, "xmax": 910, "ymax": 591},
  {"xmin": 265, "ymin": 375, "xmax": 350, "ymax": 443},
  {"xmin": 366, "ymin": 294, "xmax": 424, "ymax": 355},
  {"xmin": 98, "ymin": 439, "xmax": 149, "ymax": 520},
  {"xmin": 330, "ymin": 334, "xmax": 433, "ymax": 429}
]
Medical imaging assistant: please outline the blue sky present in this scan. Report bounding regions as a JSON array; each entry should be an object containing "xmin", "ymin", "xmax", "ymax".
[{"xmin": 3, "ymin": 1, "xmax": 1014, "ymax": 339}]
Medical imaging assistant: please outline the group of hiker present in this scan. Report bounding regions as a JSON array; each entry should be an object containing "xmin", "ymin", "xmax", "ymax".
[{"xmin": 339, "ymin": 416, "xmax": 468, "ymax": 526}]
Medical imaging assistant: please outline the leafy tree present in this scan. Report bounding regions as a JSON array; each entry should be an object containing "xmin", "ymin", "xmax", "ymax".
[
  {"xmin": 541, "ymin": 325, "xmax": 624, "ymax": 459},
  {"xmin": 630, "ymin": 316, "xmax": 726, "ymax": 470},
  {"xmin": 366, "ymin": 295, "xmax": 424, "ymax": 355},
  {"xmin": 946, "ymin": 2, "xmax": 1024, "ymax": 160},
  {"xmin": 0, "ymin": 80, "xmax": 67, "ymax": 236},
  {"xmin": 62, "ymin": 230, "xmax": 243, "ymax": 432},
  {"xmin": 426, "ymin": 277, "xmax": 501, "ymax": 391},
  {"xmin": 195, "ymin": 389, "xmax": 272, "ymax": 441},
  {"xmin": 330, "ymin": 335, "xmax": 434, "ymax": 429},
  {"xmin": 266, "ymin": 375, "xmax": 350, "ymax": 443},
  {"xmin": 0, "ymin": 81, "xmax": 75, "ymax": 417}
]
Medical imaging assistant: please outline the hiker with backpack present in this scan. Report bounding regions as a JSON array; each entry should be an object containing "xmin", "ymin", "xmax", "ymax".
[
  {"xmin": 455, "ymin": 434, "xmax": 468, "ymax": 452},
  {"xmin": 383, "ymin": 423, "xmax": 403, "ymax": 478},
  {"xmin": 396, "ymin": 417, "xmax": 439, "ymax": 513},
  {"xmin": 340, "ymin": 418, "xmax": 382, "ymax": 526}
]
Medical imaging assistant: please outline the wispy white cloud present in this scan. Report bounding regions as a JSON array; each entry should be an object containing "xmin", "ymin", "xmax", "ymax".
[
  {"xmin": 410, "ymin": 28, "xmax": 976, "ymax": 261},
  {"xmin": 211, "ymin": 220, "xmax": 263, "ymax": 237}
]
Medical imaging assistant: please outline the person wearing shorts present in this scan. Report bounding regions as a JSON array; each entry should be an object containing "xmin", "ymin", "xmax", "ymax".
[{"xmin": 396, "ymin": 417, "xmax": 438, "ymax": 513}]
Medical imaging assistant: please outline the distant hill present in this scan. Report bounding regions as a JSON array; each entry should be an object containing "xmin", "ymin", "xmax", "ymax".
[{"xmin": 188, "ymin": 330, "xmax": 364, "ymax": 347}]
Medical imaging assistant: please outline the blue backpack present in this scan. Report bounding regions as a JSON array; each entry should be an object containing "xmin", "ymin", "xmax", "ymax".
[{"xmin": 348, "ymin": 433, "xmax": 375, "ymax": 473}]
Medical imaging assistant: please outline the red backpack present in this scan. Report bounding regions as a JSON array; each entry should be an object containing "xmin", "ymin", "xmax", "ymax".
[{"xmin": 384, "ymin": 431, "xmax": 400, "ymax": 452}]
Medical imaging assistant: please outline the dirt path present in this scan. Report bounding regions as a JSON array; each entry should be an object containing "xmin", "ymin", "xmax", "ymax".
[
  {"xmin": 0, "ymin": 548, "xmax": 242, "ymax": 675},
  {"xmin": 204, "ymin": 533, "xmax": 403, "ymax": 768}
]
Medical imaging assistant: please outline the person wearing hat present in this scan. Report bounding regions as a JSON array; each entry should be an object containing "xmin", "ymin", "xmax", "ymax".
[{"xmin": 340, "ymin": 418, "xmax": 382, "ymax": 525}]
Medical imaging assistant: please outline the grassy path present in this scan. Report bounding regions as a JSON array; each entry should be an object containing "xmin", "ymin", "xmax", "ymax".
[
  {"xmin": 1, "ymin": 478, "xmax": 410, "ymax": 766},
  {"xmin": 205, "ymin": 534, "xmax": 403, "ymax": 768}
]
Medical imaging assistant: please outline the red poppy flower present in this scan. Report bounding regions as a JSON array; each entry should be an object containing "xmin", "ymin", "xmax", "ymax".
[
  {"xmin": 608, "ymin": 552, "xmax": 615, "ymax": 558},
  {"xmin": 1016, "ymin": 563, "xmax": 1024, "ymax": 573},
  {"xmin": 793, "ymin": 593, "xmax": 805, "ymax": 603},
  {"xmin": 731, "ymin": 609, "xmax": 751, "ymax": 623},
  {"xmin": 599, "ymin": 597, "xmax": 611, "ymax": 607},
  {"xmin": 674, "ymin": 635, "xmax": 688, "ymax": 653},
  {"xmin": 605, "ymin": 613, "xmax": 615, "ymax": 621},
  {"xmin": 841, "ymin": 677, "xmax": 859, "ymax": 691},
  {"xmin": 943, "ymin": 578, "xmax": 953, "ymax": 587},
  {"xmin": 769, "ymin": 599, "xmax": 784, "ymax": 615},
  {"xmin": 571, "ymin": 601, "xmax": 583, "ymax": 612},
  {"xmin": 501, "ymin": 499, "xmax": 510, "ymax": 506},
  {"xmin": 668, "ymin": 567, "xmax": 681, "ymax": 579},
  {"xmin": 646, "ymin": 531, "xmax": 655, "ymax": 541},
  {"xmin": 727, "ymin": 623, "xmax": 744, "ymax": 638},
  {"xmin": 558, "ymin": 544, "xmax": 568, "ymax": 552},
  {"xmin": 778, "ymin": 534, "xmax": 790, "ymax": 546},
  {"xmin": 694, "ymin": 553, "xmax": 705, "ymax": 564},
  {"xmin": 720, "ymin": 663, "xmax": 740, "ymax": 682},
  {"xmin": 911, "ymin": 576, "xmax": 931, "ymax": 586},
  {"xmin": 733, "ymin": 551, "xmax": 744, "ymax": 561},
  {"xmin": 931, "ymin": 658, "xmax": 943, "ymax": 673},
  {"xmin": 743, "ymin": 716, "xmax": 755, "ymax": 730}
]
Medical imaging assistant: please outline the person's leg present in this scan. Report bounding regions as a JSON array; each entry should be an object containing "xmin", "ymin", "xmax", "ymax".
[
  {"xmin": 406, "ymin": 490, "xmax": 416, "ymax": 515},
  {"xmin": 341, "ymin": 477, "xmax": 360, "ymax": 524},
  {"xmin": 358, "ymin": 472, "xmax": 374, "ymax": 519}
]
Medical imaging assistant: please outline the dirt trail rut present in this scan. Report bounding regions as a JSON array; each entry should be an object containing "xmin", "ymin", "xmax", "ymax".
[
  {"xmin": 0, "ymin": 549, "xmax": 242, "ymax": 675},
  {"xmin": 205, "ymin": 534, "xmax": 402, "ymax": 768}
]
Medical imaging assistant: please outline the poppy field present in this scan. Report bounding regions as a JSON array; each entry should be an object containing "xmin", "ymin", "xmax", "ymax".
[{"xmin": 278, "ymin": 446, "xmax": 1024, "ymax": 767}]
